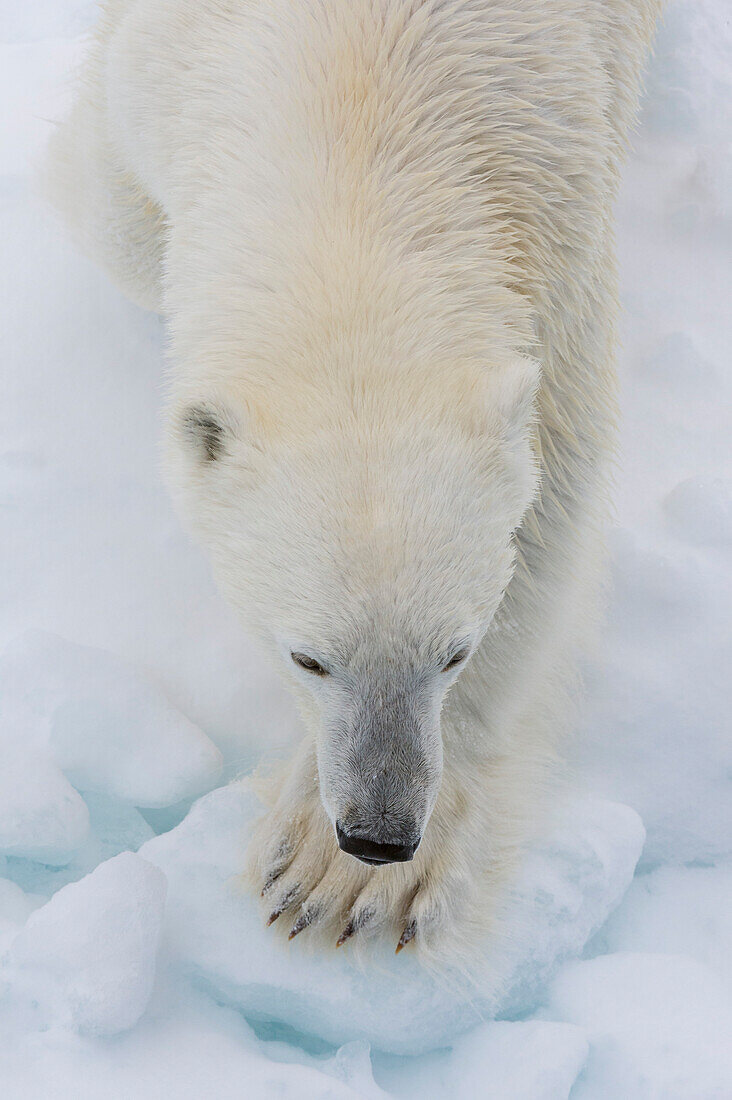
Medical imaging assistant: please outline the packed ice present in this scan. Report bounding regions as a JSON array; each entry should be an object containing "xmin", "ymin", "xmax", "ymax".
[
  {"xmin": 1, "ymin": 630, "xmax": 223, "ymax": 808},
  {"xmin": 0, "ymin": 747, "xmax": 89, "ymax": 864},
  {"xmin": 136, "ymin": 783, "xmax": 643, "ymax": 1055},
  {"xmin": 5, "ymin": 852, "xmax": 166, "ymax": 1036},
  {"xmin": 544, "ymin": 953, "xmax": 732, "ymax": 1099},
  {"xmin": 0, "ymin": 0, "xmax": 730, "ymax": 1096}
]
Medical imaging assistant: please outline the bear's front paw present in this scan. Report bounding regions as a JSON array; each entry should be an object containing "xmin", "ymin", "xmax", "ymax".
[
  {"xmin": 247, "ymin": 798, "xmax": 472, "ymax": 955},
  {"xmin": 247, "ymin": 796, "xmax": 370, "ymax": 939},
  {"xmin": 331, "ymin": 835, "xmax": 473, "ymax": 956}
]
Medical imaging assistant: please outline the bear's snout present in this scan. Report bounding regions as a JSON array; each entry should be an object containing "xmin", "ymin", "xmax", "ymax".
[
  {"xmin": 320, "ymin": 673, "xmax": 442, "ymax": 864},
  {"xmin": 335, "ymin": 821, "xmax": 419, "ymax": 866}
]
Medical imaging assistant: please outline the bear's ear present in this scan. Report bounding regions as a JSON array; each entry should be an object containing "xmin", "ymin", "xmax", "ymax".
[
  {"xmin": 485, "ymin": 355, "xmax": 541, "ymax": 443},
  {"xmin": 179, "ymin": 403, "xmax": 239, "ymax": 463}
]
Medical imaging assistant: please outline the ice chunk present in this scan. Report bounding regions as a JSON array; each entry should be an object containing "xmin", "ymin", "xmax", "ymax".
[
  {"xmin": 373, "ymin": 1021, "xmax": 588, "ymax": 1099},
  {"xmin": 6, "ymin": 851, "xmax": 166, "ymax": 1036},
  {"xmin": 79, "ymin": 791, "xmax": 156, "ymax": 860},
  {"xmin": 0, "ymin": 879, "xmax": 42, "ymax": 955},
  {"xmin": 606, "ymin": 529, "xmax": 703, "ymax": 625},
  {"xmin": 1, "ymin": 791, "xmax": 155, "ymax": 900},
  {"xmin": 497, "ymin": 797, "xmax": 646, "ymax": 1017},
  {"xmin": 0, "ymin": 879, "xmax": 38, "ymax": 929},
  {"xmin": 1, "ymin": 631, "xmax": 223, "ymax": 808},
  {"xmin": 546, "ymin": 952, "xmax": 732, "ymax": 1099},
  {"xmin": 0, "ymin": 747, "xmax": 89, "ymax": 864},
  {"xmin": 0, "ymin": 993, "xmax": 371, "ymax": 1100},
  {"xmin": 50, "ymin": 687, "xmax": 223, "ymax": 808},
  {"xmin": 324, "ymin": 1041, "xmax": 389, "ymax": 1098},
  {"xmin": 140, "ymin": 783, "xmax": 643, "ymax": 1055},
  {"xmin": 592, "ymin": 862, "xmax": 732, "ymax": 990}
]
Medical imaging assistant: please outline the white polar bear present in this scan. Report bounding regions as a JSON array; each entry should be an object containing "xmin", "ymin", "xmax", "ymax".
[{"xmin": 46, "ymin": 0, "xmax": 661, "ymax": 966}]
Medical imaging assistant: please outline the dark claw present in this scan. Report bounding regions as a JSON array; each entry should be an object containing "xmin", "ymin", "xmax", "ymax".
[
  {"xmin": 261, "ymin": 868, "xmax": 284, "ymax": 897},
  {"xmin": 336, "ymin": 921, "xmax": 355, "ymax": 948},
  {"xmin": 265, "ymin": 885, "xmax": 300, "ymax": 925},
  {"xmin": 261, "ymin": 839, "xmax": 294, "ymax": 896},
  {"xmin": 336, "ymin": 906, "xmax": 375, "ymax": 948},
  {"xmin": 395, "ymin": 919, "xmax": 417, "ymax": 954},
  {"xmin": 288, "ymin": 907, "xmax": 318, "ymax": 940}
]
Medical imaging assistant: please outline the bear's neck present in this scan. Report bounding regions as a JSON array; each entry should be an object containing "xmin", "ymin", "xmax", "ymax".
[{"xmin": 164, "ymin": 2, "xmax": 533, "ymax": 391}]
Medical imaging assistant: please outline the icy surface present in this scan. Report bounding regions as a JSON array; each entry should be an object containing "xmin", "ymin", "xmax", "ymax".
[
  {"xmin": 592, "ymin": 862, "xmax": 732, "ymax": 990},
  {"xmin": 0, "ymin": 0, "xmax": 730, "ymax": 1095},
  {"xmin": 576, "ymin": 0, "xmax": 732, "ymax": 872},
  {"xmin": 1, "ymin": 631, "xmax": 223, "ymax": 808},
  {"xmin": 4, "ymin": 852, "xmax": 167, "ymax": 1036},
  {"xmin": 374, "ymin": 1021, "xmax": 588, "ymax": 1100},
  {"xmin": 546, "ymin": 953, "xmax": 732, "ymax": 1099},
  {"xmin": 0, "ymin": 748, "xmax": 89, "ymax": 864},
  {"xmin": 2, "ymin": 790, "xmax": 155, "ymax": 901},
  {"xmin": 0, "ymin": 880, "xmax": 41, "ymax": 954},
  {"xmin": 139, "ymin": 783, "xmax": 643, "ymax": 1055},
  {"xmin": 0, "ymin": 993, "xmax": 375, "ymax": 1100}
]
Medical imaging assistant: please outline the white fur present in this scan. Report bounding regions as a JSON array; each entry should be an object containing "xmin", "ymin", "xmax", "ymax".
[{"xmin": 46, "ymin": 0, "xmax": 662, "ymax": 968}]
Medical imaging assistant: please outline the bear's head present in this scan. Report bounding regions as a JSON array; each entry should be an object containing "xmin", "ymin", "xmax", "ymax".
[{"xmin": 165, "ymin": 353, "xmax": 540, "ymax": 864}]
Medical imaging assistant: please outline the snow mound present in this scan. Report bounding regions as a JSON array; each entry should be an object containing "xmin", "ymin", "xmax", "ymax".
[
  {"xmin": 498, "ymin": 796, "xmax": 646, "ymax": 1017},
  {"xmin": 1, "ymin": 631, "xmax": 223, "ymax": 808},
  {"xmin": 547, "ymin": 952, "xmax": 732, "ymax": 1100},
  {"xmin": 374, "ymin": 1020, "xmax": 588, "ymax": 1100},
  {"xmin": 0, "ymin": 747, "xmax": 89, "ymax": 864},
  {"xmin": 0, "ymin": 879, "xmax": 40, "ymax": 954},
  {"xmin": 595, "ymin": 862, "xmax": 732, "ymax": 991},
  {"xmin": 3, "ymin": 791, "xmax": 155, "ymax": 900},
  {"xmin": 0, "ymin": 995, "xmax": 374, "ymax": 1100},
  {"xmin": 5, "ymin": 852, "xmax": 166, "ymax": 1036},
  {"xmin": 140, "ymin": 783, "xmax": 644, "ymax": 1056}
]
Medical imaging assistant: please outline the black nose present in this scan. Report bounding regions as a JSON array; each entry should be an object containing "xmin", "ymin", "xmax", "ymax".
[{"xmin": 336, "ymin": 823, "xmax": 418, "ymax": 865}]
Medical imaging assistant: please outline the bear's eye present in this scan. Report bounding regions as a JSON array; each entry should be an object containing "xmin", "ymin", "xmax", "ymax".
[
  {"xmin": 291, "ymin": 652, "xmax": 328, "ymax": 676},
  {"xmin": 442, "ymin": 647, "xmax": 470, "ymax": 673}
]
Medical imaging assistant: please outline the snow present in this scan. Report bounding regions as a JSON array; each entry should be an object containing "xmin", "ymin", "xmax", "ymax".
[
  {"xmin": 374, "ymin": 1021, "xmax": 589, "ymax": 1100},
  {"xmin": 0, "ymin": 0, "xmax": 730, "ymax": 1095},
  {"xmin": 0, "ymin": 993, "xmax": 374, "ymax": 1100},
  {"xmin": 1, "ymin": 631, "xmax": 223, "ymax": 808},
  {"xmin": 0, "ymin": 880, "xmax": 40, "ymax": 950},
  {"xmin": 545, "ymin": 953, "xmax": 732, "ymax": 1100},
  {"xmin": 0, "ymin": 2, "xmax": 96, "ymax": 44},
  {"xmin": 590, "ymin": 862, "xmax": 732, "ymax": 990},
  {"xmin": 136, "ymin": 784, "xmax": 642, "ymax": 1055},
  {"xmin": 5, "ymin": 852, "xmax": 167, "ymax": 1036},
  {"xmin": 663, "ymin": 475, "xmax": 732, "ymax": 548},
  {"xmin": 1, "ymin": 790, "xmax": 156, "ymax": 901},
  {"xmin": 0, "ymin": 748, "xmax": 90, "ymax": 864}
]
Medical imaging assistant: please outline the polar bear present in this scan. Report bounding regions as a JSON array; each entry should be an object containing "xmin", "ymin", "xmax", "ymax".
[{"xmin": 46, "ymin": 0, "xmax": 661, "ymax": 964}]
